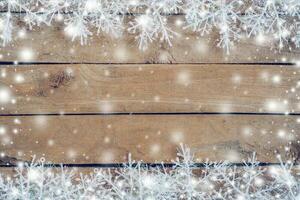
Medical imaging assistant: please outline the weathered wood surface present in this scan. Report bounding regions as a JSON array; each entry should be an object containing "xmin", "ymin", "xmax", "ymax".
[
  {"xmin": 0, "ymin": 16, "xmax": 299, "ymax": 63},
  {"xmin": 0, "ymin": 10, "xmax": 298, "ymax": 172},
  {"xmin": 0, "ymin": 64, "xmax": 298, "ymax": 114},
  {"xmin": 0, "ymin": 115, "xmax": 298, "ymax": 164}
]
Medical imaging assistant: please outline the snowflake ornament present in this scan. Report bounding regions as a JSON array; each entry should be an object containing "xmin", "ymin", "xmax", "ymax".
[
  {"xmin": 128, "ymin": 6, "xmax": 177, "ymax": 51},
  {"xmin": 185, "ymin": 0, "xmax": 244, "ymax": 53},
  {"xmin": 244, "ymin": 0, "xmax": 291, "ymax": 49},
  {"xmin": 0, "ymin": 13, "xmax": 13, "ymax": 46},
  {"xmin": 64, "ymin": 13, "xmax": 92, "ymax": 45},
  {"xmin": 0, "ymin": 145, "xmax": 299, "ymax": 199},
  {"xmin": 0, "ymin": 0, "xmax": 300, "ymax": 53}
]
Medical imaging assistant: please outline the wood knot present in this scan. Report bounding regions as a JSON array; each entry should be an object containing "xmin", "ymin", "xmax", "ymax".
[{"xmin": 49, "ymin": 70, "xmax": 74, "ymax": 89}]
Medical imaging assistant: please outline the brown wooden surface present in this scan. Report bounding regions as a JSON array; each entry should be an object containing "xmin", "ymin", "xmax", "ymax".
[
  {"xmin": 0, "ymin": 12, "xmax": 299, "ymax": 170},
  {"xmin": 0, "ymin": 16, "xmax": 299, "ymax": 63},
  {"xmin": 0, "ymin": 64, "xmax": 298, "ymax": 114},
  {"xmin": 0, "ymin": 115, "xmax": 298, "ymax": 164}
]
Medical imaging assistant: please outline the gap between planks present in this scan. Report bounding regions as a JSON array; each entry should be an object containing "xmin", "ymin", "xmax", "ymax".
[
  {"xmin": 0, "ymin": 162, "xmax": 294, "ymax": 168},
  {"xmin": 0, "ymin": 112, "xmax": 300, "ymax": 117},
  {"xmin": 0, "ymin": 62, "xmax": 296, "ymax": 66}
]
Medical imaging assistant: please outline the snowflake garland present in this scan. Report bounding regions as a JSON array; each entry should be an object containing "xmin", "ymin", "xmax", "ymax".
[
  {"xmin": 0, "ymin": 145, "xmax": 299, "ymax": 199},
  {"xmin": 0, "ymin": 0, "xmax": 300, "ymax": 53}
]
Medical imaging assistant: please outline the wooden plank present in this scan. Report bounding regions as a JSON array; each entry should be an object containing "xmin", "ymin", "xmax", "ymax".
[
  {"xmin": 0, "ymin": 115, "xmax": 298, "ymax": 164},
  {"xmin": 0, "ymin": 64, "xmax": 298, "ymax": 114},
  {"xmin": 0, "ymin": 16, "xmax": 299, "ymax": 63}
]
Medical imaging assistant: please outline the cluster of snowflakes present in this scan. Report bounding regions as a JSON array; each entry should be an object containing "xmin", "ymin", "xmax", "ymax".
[
  {"xmin": 0, "ymin": 145, "xmax": 299, "ymax": 199},
  {"xmin": 0, "ymin": 0, "xmax": 300, "ymax": 53}
]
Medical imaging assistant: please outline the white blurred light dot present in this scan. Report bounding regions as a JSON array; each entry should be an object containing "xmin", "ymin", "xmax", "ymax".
[
  {"xmin": 18, "ymin": 30, "xmax": 26, "ymax": 38},
  {"xmin": 19, "ymin": 49, "xmax": 34, "ymax": 61},
  {"xmin": 14, "ymin": 74, "xmax": 24, "ymax": 83},
  {"xmin": 177, "ymin": 70, "xmax": 191, "ymax": 86},
  {"xmin": 171, "ymin": 131, "xmax": 184, "ymax": 143},
  {"xmin": 14, "ymin": 118, "xmax": 21, "ymax": 124},
  {"xmin": 272, "ymin": 75, "xmax": 281, "ymax": 84},
  {"xmin": 255, "ymin": 34, "xmax": 266, "ymax": 44},
  {"xmin": 225, "ymin": 150, "xmax": 240, "ymax": 162},
  {"xmin": 0, "ymin": 126, "xmax": 6, "ymax": 135},
  {"xmin": 67, "ymin": 149, "xmax": 77, "ymax": 158},
  {"xmin": 254, "ymin": 177, "xmax": 264, "ymax": 186},
  {"xmin": 265, "ymin": 100, "xmax": 286, "ymax": 112},
  {"xmin": 175, "ymin": 19, "xmax": 183, "ymax": 26},
  {"xmin": 150, "ymin": 144, "xmax": 160, "ymax": 155},
  {"xmin": 0, "ymin": 88, "xmax": 11, "ymax": 104},
  {"xmin": 48, "ymin": 139, "xmax": 54, "ymax": 146},
  {"xmin": 232, "ymin": 74, "xmax": 242, "ymax": 84},
  {"xmin": 242, "ymin": 126, "xmax": 252, "ymax": 137},
  {"xmin": 101, "ymin": 150, "xmax": 114, "ymax": 162},
  {"xmin": 114, "ymin": 46, "xmax": 129, "ymax": 62},
  {"xmin": 99, "ymin": 101, "xmax": 113, "ymax": 113},
  {"xmin": 154, "ymin": 96, "xmax": 160, "ymax": 102},
  {"xmin": 34, "ymin": 116, "xmax": 47, "ymax": 128},
  {"xmin": 1, "ymin": 69, "xmax": 6, "ymax": 78},
  {"xmin": 277, "ymin": 130, "xmax": 286, "ymax": 138},
  {"xmin": 104, "ymin": 136, "xmax": 110, "ymax": 143}
]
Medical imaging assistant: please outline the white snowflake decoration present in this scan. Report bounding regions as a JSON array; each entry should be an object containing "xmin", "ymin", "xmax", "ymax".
[
  {"xmin": 244, "ymin": 0, "xmax": 292, "ymax": 49},
  {"xmin": 64, "ymin": 13, "xmax": 92, "ymax": 45},
  {"xmin": 185, "ymin": 0, "xmax": 243, "ymax": 53},
  {"xmin": 0, "ymin": 0, "xmax": 299, "ymax": 52},
  {"xmin": 0, "ymin": 145, "xmax": 299, "ymax": 199},
  {"xmin": 128, "ymin": 10, "xmax": 176, "ymax": 51}
]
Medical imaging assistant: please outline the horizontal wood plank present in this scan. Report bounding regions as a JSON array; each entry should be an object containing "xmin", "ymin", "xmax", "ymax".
[
  {"xmin": 0, "ymin": 115, "xmax": 298, "ymax": 164},
  {"xmin": 0, "ymin": 64, "xmax": 298, "ymax": 114},
  {"xmin": 0, "ymin": 16, "xmax": 299, "ymax": 63}
]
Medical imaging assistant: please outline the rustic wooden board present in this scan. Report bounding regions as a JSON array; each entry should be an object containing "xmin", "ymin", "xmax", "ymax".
[
  {"xmin": 0, "ymin": 16, "xmax": 299, "ymax": 63},
  {"xmin": 0, "ymin": 64, "xmax": 298, "ymax": 114},
  {"xmin": 0, "ymin": 115, "xmax": 298, "ymax": 164}
]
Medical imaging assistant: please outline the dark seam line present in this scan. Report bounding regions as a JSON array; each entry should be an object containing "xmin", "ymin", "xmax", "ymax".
[
  {"xmin": 0, "ymin": 11, "xmax": 292, "ymax": 17},
  {"xmin": 0, "ymin": 112, "xmax": 299, "ymax": 117},
  {"xmin": 0, "ymin": 62, "xmax": 296, "ymax": 66},
  {"xmin": 0, "ymin": 11, "xmax": 186, "ymax": 16},
  {"xmin": 0, "ymin": 162, "xmax": 293, "ymax": 168}
]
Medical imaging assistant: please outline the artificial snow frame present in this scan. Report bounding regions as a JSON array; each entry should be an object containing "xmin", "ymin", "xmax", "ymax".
[
  {"xmin": 0, "ymin": 0, "xmax": 300, "ymax": 199},
  {"xmin": 0, "ymin": 145, "xmax": 300, "ymax": 199},
  {"xmin": 0, "ymin": 0, "xmax": 300, "ymax": 53}
]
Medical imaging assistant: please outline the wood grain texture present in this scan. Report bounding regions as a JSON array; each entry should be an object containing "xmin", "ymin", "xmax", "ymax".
[
  {"xmin": 0, "ymin": 64, "xmax": 298, "ymax": 114},
  {"xmin": 0, "ymin": 115, "xmax": 298, "ymax": 164},
  {"xmin": 0, "ymin": 16, "xmax": 299, "ymax": 63}
]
